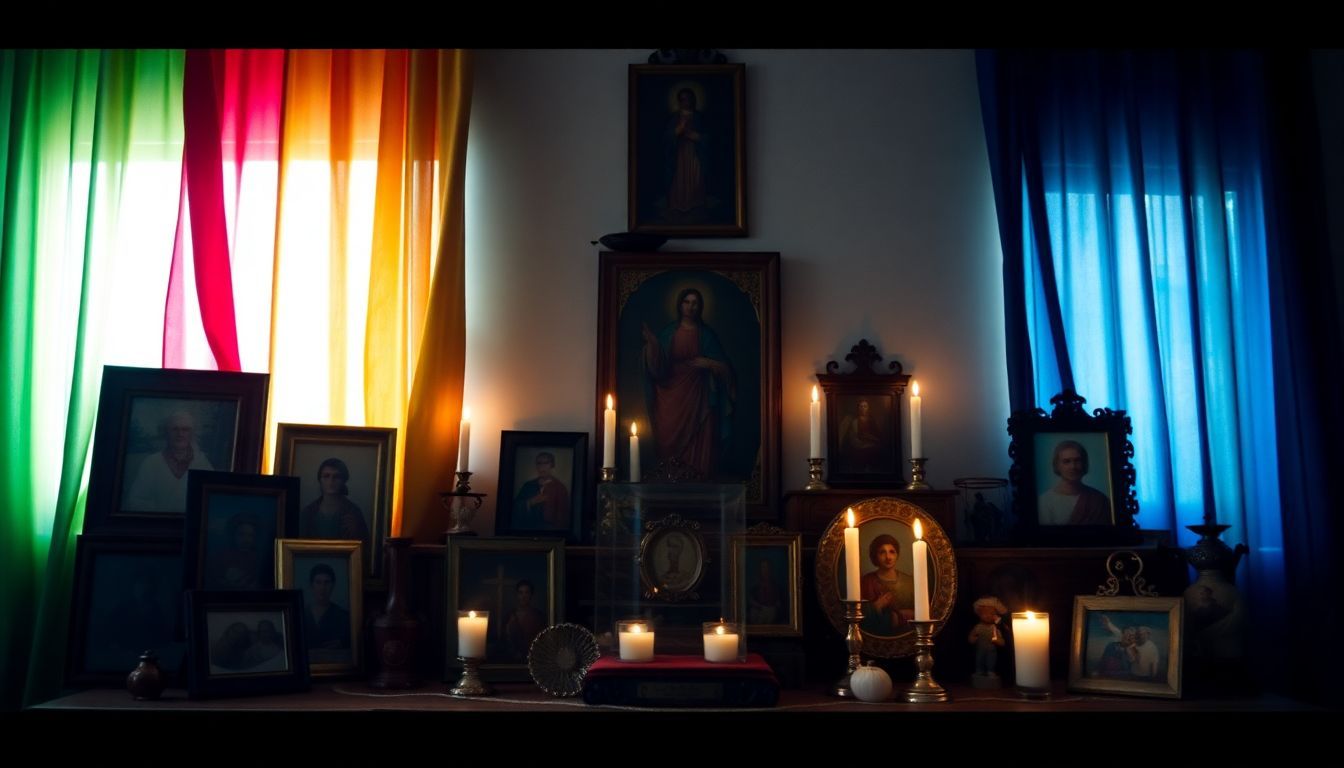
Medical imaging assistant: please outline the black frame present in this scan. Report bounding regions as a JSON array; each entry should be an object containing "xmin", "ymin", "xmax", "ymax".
[
  {"xmin": 1008, "ymin": 390, "xmax": 1141, "ymax": 545},
  {"xmin": 184, "ymin": 589, "xmax": 310, "ymax": 699},
  {"xmin": 494, "ymin": 430, "xmax": 589, "ymax": 544},
  {"xmin": 84, "ymin": 365, "xmax": 269, "ymax": 534},
  {"xmin": 817, "ymin": 339, "xmax": 911, "ymax": 487},
  {"xmin": 182, "ymin": 471, "xmax": 299, "ymax": 592}
]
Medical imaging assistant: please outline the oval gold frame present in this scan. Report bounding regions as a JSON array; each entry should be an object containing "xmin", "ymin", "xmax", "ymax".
[{"xmin": 814, "ymin": 497, "xmax": 958, "ymax": 657}]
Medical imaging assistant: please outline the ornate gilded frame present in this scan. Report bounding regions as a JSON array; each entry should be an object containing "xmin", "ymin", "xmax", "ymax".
[
  {"xmin": 638, "ymin": 513, "xmax": 709, "ymax": 602},
  {"xmin": 1068, "ymin": 595, "xmax": 1184, "ymax": 699},
  {"xmin": 815, "ymin": 497, "xmax": 957, "ymax": 658},
  {"xmin": 275, "ymin": 538, "xmax": 364, "ymax": 679},
  {"xmin": 729, "ymin": 523, "xmax": 802, "ymax": 637}
]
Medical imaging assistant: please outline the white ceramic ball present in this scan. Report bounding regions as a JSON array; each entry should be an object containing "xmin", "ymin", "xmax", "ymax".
[{"xmin": 851, "ymin": 663, "xmax": 893, "ymax": 702}]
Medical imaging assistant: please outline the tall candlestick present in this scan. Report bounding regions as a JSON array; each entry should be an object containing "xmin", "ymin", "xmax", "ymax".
[
  {"xmin": 910, "ymin": 380, "xmax": 923, "ymax": 458},
  {"xmin": 456, "ymin": 407, "xmax": 472, "ymax": 472},
  {"xmin": 1011, "ymin": 611, "xmax": 1050, "ymax": 690},
  {"xmin": 912, "ymin": 518, "xmax": 929, "ymax": 621},
  {"xmin": 809, "ymin": 385, "xmax": 822, "ymax": 459},
  {"xmin": 603, "ymin": 395, "xmax": 616, "ymax": 469},
  {"xmin": 629, "ymin": 422, "xmax": 641, "ymax": 483},
  {"xmin": 844, "ymin": 508, "xmax": 861, "ymax": 602}
]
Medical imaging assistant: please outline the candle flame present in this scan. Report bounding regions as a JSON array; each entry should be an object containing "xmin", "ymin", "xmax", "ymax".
[
  {"xmin": 912, "ymin": 380, "xmax": 920, "ymax": 397},
  {"xmin": 715, "ymin": 625, "xmax": 726, "ymax": 636},
  {"xmin": 631, "ymin": 624, "xmax": 644, "ymax": 634},
  {"xmin": 811, "ymin": 385, "xmax": 819, "ymax": 403},
  {"xmin": 913, "ymin": 518, "xmax": 923, "ymax": 540},
  {"xmin": 1025, "ymin": 610, "xmax": 1035, "ymax": 620},
  {"xmin": 631, "ymin": 422, "xmax": 638, "ymax": 436},
  {"xmin": 462, "ymin": 406, "xmax": 471, "ymax": 420},
  {"xmin": 606, "ymin": 394, "xmax": 614, "ymax": 410},
  {"xmin": 468, "ymin": 610, "xmax": 477, "ymax": 618},
  {"xmin": 846, "ymin": 507, "xmax": 856, "ymax": 528}
]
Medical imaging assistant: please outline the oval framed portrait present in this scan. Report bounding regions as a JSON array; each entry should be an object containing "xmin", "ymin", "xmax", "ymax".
[
  {"xmin": 638, "ymin": 516, "xmax": 708, "ymax": 601},
  {"xmin": 815, "ymin": 497, "xmax": 957, "ymax": 657}
]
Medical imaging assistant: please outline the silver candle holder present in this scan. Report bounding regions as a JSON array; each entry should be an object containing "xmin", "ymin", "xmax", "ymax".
[
  {"xmin": 806, "ymin": 457, "xmax": 829, "ymax": 491},
  {"xmin": 906, "ymin": 458, "xmax": 931, "ymax": 490},
  {"xmin": 904, "ymin": 619, "xmax": 949, "ymax": 703},
  {"xmin": 832, "ymin": 599, "xmax": 865, "ymax": 697},
  {"xmin": 449, "ymin": 656, "xmax": 492, "ymax": 696}
]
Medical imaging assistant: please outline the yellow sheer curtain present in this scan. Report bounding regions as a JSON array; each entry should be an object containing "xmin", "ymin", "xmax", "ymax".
[{"xmin": 266, "ymin": 49, "xmax": 471, "ymax": 539}]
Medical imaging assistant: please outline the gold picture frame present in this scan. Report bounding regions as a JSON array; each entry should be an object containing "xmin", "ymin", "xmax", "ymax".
[
  {"xmin": 638, "ymin": 514, "xmax": 708, "ymax": 602},
  {"xmin": 815, "ymin": 497, "xmax": 957, "ymax": 658},
  {"xmin": 1068, "ymin": 595, "xmax": 1183, "ymax": 699},
  {"xmin": 729, "ymin": 524, "xmax": 802, "ymax": 637},
  {"xmin": 276, "ymin": 539, "xmax": 364, "ymax": 679}
]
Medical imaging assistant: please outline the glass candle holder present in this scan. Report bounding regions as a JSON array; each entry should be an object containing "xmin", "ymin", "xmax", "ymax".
[
  {"xmin": 457, "ymin": 610, "xmax": 489, "ymax": 659},
  {"xmin": 617, "ymin": 620, "xmax": 655, "ymax": 662},
  {"xmin": 1011, "ymin": 610, "xmax": 1050, "ymax": 693},
  {"xmin": 702, "ymin": 620, "xmax": 743, "ymax": 663}
]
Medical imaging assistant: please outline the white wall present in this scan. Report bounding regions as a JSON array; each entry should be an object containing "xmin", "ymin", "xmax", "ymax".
[{"xmin": 464, "ymin": 49, "xmax": 1008, "ymax": 530}]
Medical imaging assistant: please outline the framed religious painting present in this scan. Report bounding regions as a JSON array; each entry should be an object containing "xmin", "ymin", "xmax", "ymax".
[
  {"xmin": 596, "ymin": 251, "xmax": 780, "ymax": 519},
  {"xmin": 1068, "ymin": 595, "xmax": 1184, "ymax": 699},
  {"xmin": 182, "ymin": 471, "xmax": 300, "ymax": 593},
  {"xmin": 494, "ymin": 430, "xmax": 589, "ymax": 544},
  {"xmin": 814, "ymin": 497, "xmax": 957, "ymax": 658},
  {"xmin": 729, "ymin": 524, "xmax": 803, "ymax": 637},
  {"xmin": 184, "ymin": 589, "xmax": 310, "ymax": 699},
  {"xmin": 816, "ymin": 339, "xmax": 912, "ymax": 487},
  {"xmin": 276, "ymin": 539, "xmax": 364, "ymax": 679},
  {"xmin": 628, "ymin": 63, "xmax": 746, "ymax": 237},
  {"xmin": 273, "ymin": 423, "xmax": 396, "ymax": 582},
  {"xmin": 1008, "ymin": 390, "xmax": 1141, "ymax": 546},
  {"xmin": 84, "ymin": 365, "xmax": 269, "ymax": 534}
]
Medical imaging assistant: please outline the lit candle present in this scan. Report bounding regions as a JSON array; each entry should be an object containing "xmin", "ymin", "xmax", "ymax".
[
  {"xmin": 703, "ymin": 620, "xmax": 741, "ymax": 663},
  {"xmin": 910, "ymin": 381, "xmax": 923, "ymax": 459},
  {"xmin": 844, "ymin": 508, "xmax": 861, "ymax": 601},
  {"xmin": 1011, "ymin": 611, "xmax": 1050, "ymax": 690},
  {"xmin": 457, "ymin": 610, "xmax": 489, "ymax": 658},
  {"xmin": 629, "ymin": 422, "xmax": 641, "ymax": 483},
  {"xmin": 618, "ymin": 621, "xmax": 654, "ymax": 662},
  {"xmin": 912, "ymin": 518, "xmax": 929, "ymax": 621},
  {"xmin": 603, "ymin": 395, "xmax": 616, "ymax": 469},
  {"xmin": 456, "ymin": 407, "xmax": 472, "ymax": 472},
  {"xmin": 809, "ymin": 385, "xmax": 822, "ymax": 458}
]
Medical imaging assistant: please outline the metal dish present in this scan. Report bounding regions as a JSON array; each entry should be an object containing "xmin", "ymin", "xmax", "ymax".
[{"xmin": 527, "ymin": 623, "xmax": 601, "ymax": 697}]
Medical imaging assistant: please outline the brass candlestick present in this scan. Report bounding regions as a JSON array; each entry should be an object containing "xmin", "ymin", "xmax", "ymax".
[
  {"xmin": 600, "ymin": 466, "xmax": 616, "ymax": 483},
  {"xmin": 449, "ymin": 656, "xmax": 492, "ymax": 696},
  {"xmin": 832, "ymin": 599, "xmax": 865, "ymax": 697},
  {"xmin": 906, "ymin": 458, "xmax": 930, "ymax": 490},
  {"xmin": 441, "ymin": 472, "xmax": 486, "ymax": 539},
  {"xmin": 805, "ymin": 458, "xmax": 829, "ymax": 491},
  {"xmin": 904, "ymin": 619, "xmax": 949, "ymax": 703}
]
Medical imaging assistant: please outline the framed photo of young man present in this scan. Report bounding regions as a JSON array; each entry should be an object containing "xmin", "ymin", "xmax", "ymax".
[
  {"xmin": 494, "ymin": 430, "xmax": 588, "ymax": 544},
  {"xmin": 182, "ymin": 471, "xmax": 300, "ymax": 593},
  {"xmin": 276, "ymin": 539, "xmax": 363, "ymax": 678}
]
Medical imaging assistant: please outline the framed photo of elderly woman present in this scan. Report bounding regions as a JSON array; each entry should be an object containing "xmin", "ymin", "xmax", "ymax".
[
  {"xmin": 596, "ymin": 251, "xmax": 780, "ymax": 519},
  {"xmin": 814, "ymin": 497, "xmax": 957, "ymax": 658},
  {"xmin": 273, "ymin": 423, "xmax": 396, "ymax": 583},
  {"xmin": 1008, "ymin": 390, "xmax": 1140, "ymax": 546}
]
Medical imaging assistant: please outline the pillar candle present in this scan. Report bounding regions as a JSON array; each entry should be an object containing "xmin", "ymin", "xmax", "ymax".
[
  {"xmin": 844, "ymin": 508, "xmax": 861, "ymax": 601},
  {"xmin": 912, "ymin": 518, "xmax": 929, "ymax": 621},
  {"xmin": 1012, "ymin": 611, "xmax": 1050, "ymax": 689},
  {"xmin": 910, "ymin": 381, "xmax": 923, "ymax": 458},
  {"xmin": 703, "ymin": 623, "xmax": 740, "ymax": 663},
  {"xmin": 457, "ymin": 610, "xmax": 489, "ymax": 658},
  {"xmin": 629, "ymin": 422, "xmax": 641, "ymax": 483},
  {"xmin": 618, "ymin": 623, "xmax": 654, "ymax": 662},
  {"xmin": 809, "ymin": 385, "xmax": 822, "ymax": 458},
  {"xmin": 603, "ymin": 395, "xmax": 616, "ymax": 469},
  {"xmin": 456, "ymin": 407, "xmax": 472, "ymax": 472}
]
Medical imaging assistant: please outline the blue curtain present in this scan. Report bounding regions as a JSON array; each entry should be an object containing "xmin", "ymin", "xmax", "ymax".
[{"xmin": 977, "ymin": 50, "xmax": 1293, "ymax": 683}]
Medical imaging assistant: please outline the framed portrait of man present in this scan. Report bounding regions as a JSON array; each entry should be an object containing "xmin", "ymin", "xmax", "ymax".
[
  {"xmin": 184, "ymin": 589, "xmax": 310, "ymax": 699},
  {"xmin": 276, "ymin": 539, "xmax": 363, "ymax": 678},
  {"xmin": 628, "ymin": 63, "xmax": 746, "ymax": 237},
  {"xmin": 596, "ymin": 252, "xmax": 780, "ymax": 519},
  {"xmin": 182, "ymin": 471, "xmax": 299, "ymax": 593},
  {"xmin": 494, "ymin": 430, "xmax": 588, "ymax": 544},
  {"xmin": 84, "ymin": 366, "xmax": 269, "ymax": 534},
  {"xmin": 1069, "ymin": 595, "xmax": 1184, "ymax": 699},
  {"xmin": 729, "ymin": 526, "xmax": 803, "ymax": 637}
]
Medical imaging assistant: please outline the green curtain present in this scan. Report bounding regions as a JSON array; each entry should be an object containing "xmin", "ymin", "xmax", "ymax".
[{"xmin": 0, "ymin": 49, "xmax": 183, "ymax": 710}]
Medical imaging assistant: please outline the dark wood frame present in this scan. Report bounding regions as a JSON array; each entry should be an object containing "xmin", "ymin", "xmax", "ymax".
[
  {"xmin": 275, "ymin": 538, "xmax": 364, "ymax": 679},
  {"xmin": 817, "ymin": 339, "xmax": 912, "ymax": 487},
  {"xmin": 66, "ymin": 534, "xmax": 187, "ymax": 687},
  {"xmin": 444, "ymin": 536, "xmax": 566, "ymax": 682},
  {"xmin": 1008, "ymin": 390, "xmax": 1141, "ymax": 545},
  {"xmin": 596, "ymin": 251, "xmax": 780, "ymax": 519},
  {"xmin": 628, "ymin": 63, "xmax": 747, "ymax": 237},
  {"xmin": 494, "ymin": 430, "xmax": 590, "ymax": 544},
  {"xmin": 184, "ymin": 589, "xmax": 310, "ymax": 699},
  {"xmin": 84, "ymin": 365, "xmax": 269, "ymax": 534},
  {"xmin": 273, "ymin": 422, "xmax": 396, "ymax": 582},
  {"xmin": 1068, "ymin": 595, "xmax": 1184, "ymax": 699},
  {"xmin": 182, "ymin": 471, "xmax": 299, "ymax": 592},
  {"xmin": 729, "ymin": 523, "xmax": 803, "ymax": 637}
]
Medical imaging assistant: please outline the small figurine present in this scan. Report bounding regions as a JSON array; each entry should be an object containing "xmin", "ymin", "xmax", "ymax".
[{"xmin": 968, "ymin": 596, "xmax": 1007, "ymax": 688}]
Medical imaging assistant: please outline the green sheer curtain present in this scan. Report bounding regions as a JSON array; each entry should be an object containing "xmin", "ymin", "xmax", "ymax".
[{"xmin": 0, "ymin": 50, "xmax": 184, "ymax": 709}]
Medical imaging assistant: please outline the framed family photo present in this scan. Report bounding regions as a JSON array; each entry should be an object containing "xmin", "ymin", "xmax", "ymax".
[
  {"xmin": 84, "ymin": 366, "xmax": 269, "ymax": 533},
  {"xmin": 628, "ymin": 63, "xmax": 746, "ymax": 237},
  {"xmin": 184, "ymin": 589, "xmax": 310, "ymax": 699},
  {"xmin": 817, "ymin": 340, "xmax": 911, "ymax": 487},
  {"xmin": 494, "ymin": 430, "xmax": 588, "ymax": 544},
  {"xmin": 182, "ymin": 471, "xmax": 299, "ymax": 592},
  {"xmin": 276, "ymin": 539, "xmax": 363, "ymax": 678},
  {"xmin": 596, "ymin": 252, "xmax": 780, "ymax": 518},
  {"xmin": 1069, "ymin": 595, "xmax": 1183, "ymax": 699},
  {"xmin": 273, "ymin": 423, "xmax": 396, "ymax": 581},
  {"xmin": 729, "ymin": 525, "xmax": 802, "ymax": 637},
  {"xmin": 1008, "ymin": 390, "xmax": 1140, "ymax": 545}
]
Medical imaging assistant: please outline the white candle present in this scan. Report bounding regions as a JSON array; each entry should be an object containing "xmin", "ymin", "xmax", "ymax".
[
  {"xmin": 910, "ymin": 381, "xmax": 923, "ymax": 459},
  {"xmin": 456, "ymin": 407, "xmax": 472, "ymax": 472},
  {"xmin": 703, "ymin": 623, "xmax": 740, "ymax": 663},
  {"xmin": 603, "ymin": 394, "xmax": 616, "ymax": 469},
  {"xmin": 1012, "ymin": 611, "xmax": 1050, "ymax": 689},
  {"xmin": 618, "ymin": 623, "xmax": 655, "ymax": 662},
  {"xmin": 629, "ymin": 422, "xmax": 641, "ymax": 483},
  {"xmin": 844, "ymin": 508, "xmax": 861, "ymax": 602},
  {"xmin": 809, "ymin": 385, "xmax": 822, "ymax": 458},
  {"xmin": 457, "ymin": 610, "xmax": 489, "ymax": 658},
  {"xmin": 912, "ymin": 518, "xmax": 929, "ymax": 621}
]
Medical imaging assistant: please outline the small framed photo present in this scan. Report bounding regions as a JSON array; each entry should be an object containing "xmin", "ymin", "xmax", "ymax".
[
  {"xmin": 276, "ymin": 539, "xmax": 363, "ymax": 678},
  {"xmin": 628, "ymin": 63, "xmax": 746, "ymax": 237},
  {"xmin": 817, "ymin": 340, "xmax": 911, "ymax": 487},
  {"xmin": 445, "ymin": 537, "xmax": 565, "ymax": 681},
  {"xmin": 273, "ymin": 423, "xmax": 396, "ymax": 581},
  {"xmin": 639, "ymin": 518, "xmax": 709, "ymax": 601},
  {"xmin": 84, "ymin": 365, "xmax": 269, "ymax": 533},
  {"xmin": 494, "ymin": 430, "xmax": 589, "ymax": 543},
  {"xmin": 729, "ymin": 526, "xmax": 802, "ymax": 637},
  {"xmin": 1069, "ymin": 595, "xmax": 1184, "ymax": 699},
  {"xmin": 184, "ymin": 589, "xmax": 310, "ymax": 699},
  {"xmin": 183, "ymin": 471, "xmax": 299, "ymax": 592},
  {"xmin": 66, "ymin": 535, "xmax": 187, "ymax": 687},
  {"xmin": 1008, "ymin": 390, "xmax": 1140, "ymax": 545}
]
